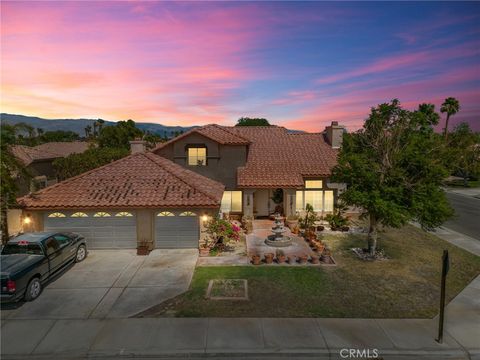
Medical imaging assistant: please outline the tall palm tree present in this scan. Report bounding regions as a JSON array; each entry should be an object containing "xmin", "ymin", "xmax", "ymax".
[
  {"xmin": 92, "ymin": 122, "xmax": 98, "ymax": 137},
  {"xmin": 84, "ymin": 125, "xmax": 92, "ymax": 138},
  {"xmin": 440, "ymin": 97, "xmax": 460, "ymax": 138}
]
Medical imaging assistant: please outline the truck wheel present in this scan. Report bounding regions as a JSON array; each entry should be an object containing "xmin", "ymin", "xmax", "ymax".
[
  {"xmin": 24, "ymin": 277, "xmax": 42, "ymax": 301},
  {"xmin": 75, "ymin": 245, "xmax": 87, "ymax": 263}
]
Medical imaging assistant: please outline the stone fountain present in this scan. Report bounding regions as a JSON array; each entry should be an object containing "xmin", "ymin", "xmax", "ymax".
[{"xmin": 265, "ymin": 213, "xmax": 293, "ymax": 247}]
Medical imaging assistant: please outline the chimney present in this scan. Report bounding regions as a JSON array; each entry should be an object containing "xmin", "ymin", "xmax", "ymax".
[
  {"xmin": 129, "ymin": 138, "xmax": 146, "ymax": 154},
  {"xmin": 325, "ymin": 121, "xmax": 345, "ymax": 149}
]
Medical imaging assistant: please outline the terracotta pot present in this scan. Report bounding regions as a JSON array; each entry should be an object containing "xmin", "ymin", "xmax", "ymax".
[
  {"xmin": 199, "ymin": 248, "xmax": 210, "ymax": 257},
  {"xmin": 137, "ymin": 247, "xmax": 149, "ymax": 256},
  {"xmin": 341, "ymin": 226, "xmax": 350, "ymax": 232},
  {"xmin": 310, "ymin": 255, "xmax": 320, "ymax": 264},
  {"xmin": 264, "ymin": 253, "xmax": 274, "ymax": 264},
  {"xmin": 287, "ymin": 256, "xmax": 296, "ymax": 264},
  {"xmin": 298, "ymin": 255, "xmax": 309, "ymax": 264},
  {"xmin": 276, "ymin": 255, "xmax": 287, "ymax": 264},
  {"xmin": 316, "ymin": 225, "xmax": 325, "ymax": 232},
  {"xmin": 251, "ymin": 255, "xmax": 261, "ymax": 265}
]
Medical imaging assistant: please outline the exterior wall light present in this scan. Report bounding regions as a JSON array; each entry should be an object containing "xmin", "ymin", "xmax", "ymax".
[
  {"xmin": 23, "ymin": 216, "xmax": 32, "ymax": 225},
  {"xmin": 202, "ymin": 215, "xmax": 209, "ymax": 222}
]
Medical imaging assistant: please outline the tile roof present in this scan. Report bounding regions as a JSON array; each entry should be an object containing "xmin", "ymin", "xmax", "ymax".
[
  {"xmin": 231, "ymin": 126, "xmax": 338, "ymax": 187},
  {"xmin": 154, "ymin": 124, "xmax": 250, "ymax": 151},
  {"xmin": 18, "ymin": 152, "xmax": 225, "ymax": 209},
  {"xmin": 12, "ymin": 142, "xmax": 90, "ymax": 166},
  {"xmin": 11, "ymin": 145, "xmax": 60, "ymax": 166}
]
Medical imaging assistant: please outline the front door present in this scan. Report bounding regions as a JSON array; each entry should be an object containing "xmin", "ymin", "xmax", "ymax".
[{"xmin": 254, "ymin": 189, "xmax": 270, "ymax": 217}]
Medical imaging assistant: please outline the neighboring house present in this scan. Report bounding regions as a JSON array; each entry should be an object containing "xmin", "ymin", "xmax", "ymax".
[
  {"xmin": 153, "ymin": 122, "xmax": 345, "ymax": 218},
  {"xmin": 16, "ymin": 122, "xmax": 344, "ymax": 250},
  {"xmin": 12, "ymin": 141, "xmax": 90, "ymax": 196},
  {"xmin": 17, "ymin": 148, "xmax": 224, "ymax": 249}
]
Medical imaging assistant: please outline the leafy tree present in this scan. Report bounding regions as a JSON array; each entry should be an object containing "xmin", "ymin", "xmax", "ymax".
[
  {"xmin": 441, "ymin": 97, "xmax": 460, "ymax": 138},
  {"xmin": 53, "ymin": 147, "xmax": 129, "ymax": 180},
  {"xmin": 0, "ymin": 124, "xmax": 30, "ymax": 242},
  {"xmin": 235, "ymin": 117, "xmax": 271, "ymax": 126},
  {"xmin": 97, "ymin": 120, "xmax": 143, "ymax": 150},
  {"xmin": 332, "ymin": 100, "xmax": 453, "ymax": 255},
  {"xmin": 39, "ymin": 130, "xmax": 80, "ymax": 143},
  {"xmin": 143, "ymin": 132, "xmax": 163, "ymax": 150},
  {"xmin": 446, "ymin": 122, "xmax": 480, "ymax": 186}
]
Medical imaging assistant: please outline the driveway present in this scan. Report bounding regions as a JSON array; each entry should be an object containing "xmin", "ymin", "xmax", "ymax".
[{"xmin": 1, "ymin": 249, "xmax": 198, "ymax": 320}]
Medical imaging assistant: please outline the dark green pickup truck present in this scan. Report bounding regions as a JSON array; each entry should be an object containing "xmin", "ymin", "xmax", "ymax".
[{"xmin": 1, "ymin": 232, "xmax": 87, "ymax": 302}]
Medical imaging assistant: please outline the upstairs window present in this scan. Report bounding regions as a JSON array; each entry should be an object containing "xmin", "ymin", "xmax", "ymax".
[
  {"xmin": 305, "ymin": 180, "xmax": 323, "ymax": 189},
  {"xmin": 188, "ymin": 147, "xmax": 207, "ymax": 166}
]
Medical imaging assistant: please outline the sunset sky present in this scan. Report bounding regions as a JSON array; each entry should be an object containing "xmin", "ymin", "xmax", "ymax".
[{"xmin": 1, "ymin": 1, "xmax": 479, "ymax": 132}]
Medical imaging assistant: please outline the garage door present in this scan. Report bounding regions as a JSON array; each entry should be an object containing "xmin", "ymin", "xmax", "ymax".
[
  {"xmin": 44, "ymin": 211, "xmax": 137, "ymax": 249},
  {"xmin": 155, "ymin": 211, "xmax": 199, "ymax": 248}
]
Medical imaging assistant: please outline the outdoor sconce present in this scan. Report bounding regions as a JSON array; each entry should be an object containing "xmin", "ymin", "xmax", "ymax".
[
  {"xmin": 202, "ymin": 214, "xmax": 209, "ymax": 223},
  {"xmin": 23, "ymin": 216, "xmax": 32, "ymax": 225}
]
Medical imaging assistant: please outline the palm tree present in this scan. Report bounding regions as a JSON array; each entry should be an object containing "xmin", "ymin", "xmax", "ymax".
[
  {"xmin": 97, "ymin": 119, "xmax": 105, "ymax": 134},
  {"xmin": 441, "ymin": 97, "xmax": 460, "ymax": 138},
  {"xmin": 92, "ymin": 122, "xmax": 98, "ymax": 137}
]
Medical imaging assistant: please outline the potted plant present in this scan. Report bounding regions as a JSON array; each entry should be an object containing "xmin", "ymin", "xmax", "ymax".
[
  {"xmin": 285, "ymin": 214, "xmax": 299, "ymax": 229},
  {"xmin": 287, "ymin": 255, "xmax": 296, "ymax": 264},
  {"xmin": 264, "ymin": 253, "xmax": 274, "ymax": 264},
  {"xmin": 137, "ymin": 239, "xmax": 150, "ymax": 256},
  {"xmin": 276, "ymin": 249, "xmax": 286, "ymax": 263},
  {"xmin": 298, "ymin": 254, "xmax": 309, "ymax": 264},
  {"xmin": 251, "ymin": 254, "xmax": 261, "ymax": 265},
  {"xmin": 299, "ymin": 204, "xmax": 317, "ymax": 238},
  {"xmin": 242, "ymin": 215, "xmax": 254, "ymax": 234},
  {"xmin": 310, "ymin": 255, "xmax": 320, "ymax": 264},
  {"xmin": 199, "ymin": 239, "xmax": 211, "ymax": 257}
]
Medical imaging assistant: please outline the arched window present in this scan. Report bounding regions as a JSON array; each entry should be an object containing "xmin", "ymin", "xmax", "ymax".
[
  {"xmin": 115, "ymin": 212, "xmax": 133, "ymax": 217},
  {"xmin": 157, "ymin": 211, "xmax": 175, "ymax": 217},
  {"xmin": 71, "ymin": 212, "xmax": 88, "ymax": 218},
  {"xmin": 48, "ymin": 212, "xmax": 66, "ymax": 218},
  {"xmin": 179, "ymin": 211, "xmax": 196, "ymax": 216},
  {"xmin": 93, "ymin": 211, "xmax": 111, "ymax": 217}
]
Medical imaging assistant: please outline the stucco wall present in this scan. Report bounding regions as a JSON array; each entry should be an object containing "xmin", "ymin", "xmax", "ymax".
[{"xmin": 155, "ymin": 133, "xmax": 247, "ymax": 189}]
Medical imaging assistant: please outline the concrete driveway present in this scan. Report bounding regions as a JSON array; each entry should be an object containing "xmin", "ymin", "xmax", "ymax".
[{"xmin": 1, "ymin": 249, "xmax": 198, "ymax": 320}]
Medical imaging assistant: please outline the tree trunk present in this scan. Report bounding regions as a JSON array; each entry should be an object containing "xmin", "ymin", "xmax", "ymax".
[
  {"xmin": 1, "ymin": 205, "xmax": 9, "ymax": 245},
  {"xmin": 443, "ymin": 113, "xmax": 450, "ymax": 138},
  {"xmin": 367, "ymin": 213, "xmax": 377, "ymax": 255}
]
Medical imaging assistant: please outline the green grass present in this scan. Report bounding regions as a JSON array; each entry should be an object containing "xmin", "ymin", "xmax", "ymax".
[{"xmin": 139, "ymin": 225, "xmax": 480, "ymax": 318}]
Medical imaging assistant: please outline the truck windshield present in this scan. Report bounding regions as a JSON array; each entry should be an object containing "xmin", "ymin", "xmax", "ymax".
[{"xmin": 1, "ymin": 243, "xmax": 44, "ymax": 256}]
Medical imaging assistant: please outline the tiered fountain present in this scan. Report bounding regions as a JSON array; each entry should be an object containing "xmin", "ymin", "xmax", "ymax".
[{"xmin": 265, "ymin": 213, "xmax": 293, "ymax": 247}]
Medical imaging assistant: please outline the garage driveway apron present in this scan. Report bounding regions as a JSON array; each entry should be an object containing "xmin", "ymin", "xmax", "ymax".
[{"xmin": 1, "ymin": 249, "xmax": 198, "ymax": 320}]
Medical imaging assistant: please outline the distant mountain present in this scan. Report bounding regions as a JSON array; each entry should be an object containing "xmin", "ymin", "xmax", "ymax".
[{"xmin": 0, "ymin": 113, "xmax": 196, "ymax": 137}]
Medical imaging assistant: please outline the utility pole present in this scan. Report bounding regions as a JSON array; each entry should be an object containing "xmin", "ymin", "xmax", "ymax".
[{"xmin": 436, "ymin": 249, "xmax": 449, "ymax": 343}]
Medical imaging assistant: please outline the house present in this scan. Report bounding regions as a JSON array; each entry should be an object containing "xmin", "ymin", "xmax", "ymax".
[
  {"xmin": 153, "ymin": 122, "xmax": 345, "ymax": 218},
  {"xmin": 17, "ymin": 122, "xmax": 344, "ymax": 250},
  {"xmin": 12, "ymin": 141, "xmax": 90, "ymax": 196}
]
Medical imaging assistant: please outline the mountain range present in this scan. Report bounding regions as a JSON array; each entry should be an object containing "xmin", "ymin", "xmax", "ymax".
[{"xmin": 0, "ymin": 113, "xmax": 195, "ymax": 137}]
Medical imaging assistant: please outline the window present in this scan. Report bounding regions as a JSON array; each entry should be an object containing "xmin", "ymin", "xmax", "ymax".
[
  {"xmin": 187, "ymin": 147, "xmax": 207, "ymax": 166},
  {"xmin": 221, "ymin": 191, "xmax": 242, "ymax": 212},
  {"xmin": 157, "ymin": 211, "xmax": 175, "ymax": 216},
  {"xmin": 305, "ymin": 180, "xmax": 322, "ymax": 189},
  {"xmin": 54, "ymin": 234, "xmax": 70, "ymax": 248},
  {"xmin": 1, "ymin": 243, "xmax": 43, "ymax": 256},
  {"xmin": 71, "ymin": 212, "xmax": 88, "ymax": 217},
  {"xmin": 115, "ymin": 212, "xmax": 133, "ymax": 217},
  {"xmin": 48, "ymin": 212, "xmax": 66, "ymax": 218},
  {"xmin": 296, "ymin": 189, "xmax": 334, "ymax": 212},
  {"xmin": 93, "ymin": 212, "xmax": 111, "ymax": 217},
  {"xmin": 179, "ymin": 211, "xmax": 196, "ymax": 216},
  {"xmin": 43, "ymin": 237, "xmax": 60, "ymax": 256}
]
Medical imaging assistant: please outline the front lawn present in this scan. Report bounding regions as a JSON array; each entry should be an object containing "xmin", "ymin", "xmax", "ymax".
[{"xmin": 138, "ymin": 225, "xmax": 480, "ymax": 318}]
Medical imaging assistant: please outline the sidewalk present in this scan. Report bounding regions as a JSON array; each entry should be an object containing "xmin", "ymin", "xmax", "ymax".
[{"xmin": 445, "ymin": 186, "xmax": 480, "ymax": 198}]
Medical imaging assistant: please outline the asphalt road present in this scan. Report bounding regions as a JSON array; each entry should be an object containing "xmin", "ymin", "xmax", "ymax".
[{"xmin": 444, "ymin": 192, "xmax": 480, "ymax": 240}]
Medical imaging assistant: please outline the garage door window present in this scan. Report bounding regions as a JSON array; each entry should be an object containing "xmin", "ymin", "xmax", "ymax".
[
  {"xmin": 115, "ymin": 212, "xmax": 133, "ymax": 217},
  {"xmin": 180, "ymin": 211, "xmax": 196, "ymax": 216},
  {"xmin": 48, "ymin": 212, "xmax": 66, "ymax": 218},
  {"xmin": 94, "ymin": 212, "xmax": 111, "ymax": 217},
  {"xmin": 71, "ymin": 212, "xmax": 88, "ymax": 217},
  {"xmin": 158, "ymin": 211, "xmax": 175, "ymax": 216}
]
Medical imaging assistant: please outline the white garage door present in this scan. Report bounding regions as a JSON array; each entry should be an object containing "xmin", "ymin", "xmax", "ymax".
[
  {"xmin": 155, "ymin": 212, "xmax": 199, "ymax": 248},
  {"xmin": 44, "ymin": 211, "xmax": 137, "ymax": 249}
]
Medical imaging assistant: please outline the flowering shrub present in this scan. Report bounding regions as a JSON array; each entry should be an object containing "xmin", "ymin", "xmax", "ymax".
[{"xmin": 206, "ymin": 217, "xmax": 241, "ymax": 247}]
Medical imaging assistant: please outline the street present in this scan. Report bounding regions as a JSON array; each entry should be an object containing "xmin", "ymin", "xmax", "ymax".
[{"xmin": 444, "ymin": 192, "xmax": 480, "ymax": 240}]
